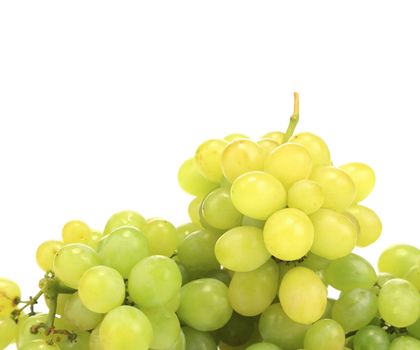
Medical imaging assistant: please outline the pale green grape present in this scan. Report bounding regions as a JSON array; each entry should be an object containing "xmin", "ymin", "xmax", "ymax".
[
  {"xmin": 62, "ymin": 220, "xmax": 92, "ymax": 244},
  {"xmin": 332, "ymin": 288, "xmax": 378, "ymax": 332},
  {"xmin": 300, "ymin": 252, "xmax": 330, "ymax": 271},
  {"xmin": 377, "ymin": 272, "xmax": 395, "ymax": 287},
  {"xmin": 309, "ymin": 209, "xmax": 357, "ymax": 259},
  {"xmin": 263, "ymin": 208, "xmax": 314, "ymax": 261},
  {"xmin": 64, "ymin": 292, "xmax": 103, "ymax": 331},
  {"xmin": 99, "ymin": 305, "xmax": 153, "ymax": 350},
  {"xmin": 59, "ymin": 330, "xmax": 90, "ymax": 350},
  {"xmin": 89, "ymin": 326, "xmax": 103, "ymax": 350},
  {"xmin": 178, "ymin": 158, "xmax": 219, "ymax": 197},
  {"xmin": 20, "ymin": 339, "xmax": 60, "ymax": 350},
  {"xmin": 16, "ymin": 314, "xmax": 47, "ymax": 348},
  {"xmin": 231, "ymin": 171, "xmax": 287, "ymax": 220},
  {"xmin": 45, "ymin": 293, "xmax": 71, "ymax": 317},
  {"xmin": 103, "ymin": 210, "xmax": 146, "ymax": 235},
  {"xmin": 163, "ymin": 291, "xmax": 181, "ymax": 312},
  {"xmin": 259, "ymin": 303, "xmax": 309, "ymax": 350},
  {"xmin": 98, "ymin": 226, "xmax": 150, "ymax": 278},
  {"xmin": 287, "ymin": 180, "xmax": 324, "ymax": 214},
  {"xmin": 257, "ymin": 139, "xmax": 280, "ymax": 156},
  {"xmin": 88, "ymin": 230, "xmax": 103, "ymax": 250},
  {"xmin": 128, "ymin": 255, "xmax": 182, "ymax": 308},
  {"xmin": 177, "ymin": 278, "xmax": 232, "ymax": 331},
  {"xmin": 176, "ymin": 223, "xmax": 201, "ymax": 247},
  {"xmin": 279, "ymin": 267, "xmax": 327, "ymax": 325},
  {"xmin": 164, "ymin": 329, "xmax": 185, "ymax": 350},
  {"xmin": 224, "ymin": 133, "xmax": 249, "ymax": 142},
  {"xmin": 0, "ymin": 278, "xmax": 20, "ymax": 316},
  {"xmin": 215, "ymin": 226, "xmax": 270, "ymax": 272},
  {"xmin": 0, "ymin": 315, "xmax": 17, "ymax": 349},
  {"xmin": 289, "ymin": 132, "xmax": 331, "ymax": 167},
  {"xmin": 303, "ymin": 319, "xmax": 345, "ymax": 350},
  {"xmin": 36, "ymin": 240, "xmax": 64, "ymax": 272},
  {"xmin": 216, "ymin": 312, "xmax": 255, "ymax": 346},
  {"xmin": 405, "ymin": 265, "xmax": 420, "ymax": 290},
  {"xmin": 188, "ymin": 197, "xmax": 203, "ymax": 226},
  {"xmin": 310, "ymin": 166, "xmax": 356, "ymax": 212},
  {"xmin": 265, "ymin": 143, "xmax": 313, "ymax": 189},
  {"xmin": 353, "ymin": 325, "xmax": 390, "ymax": 350},
  {"xmin": 201, "ymin": 188, "xmax": 242, "ymax": 230},
  {"xmin": 378, "ymin": 244, "xmax": 420, "ymax": 278},
  {"xmin": 195, "ymin": 139, "xmax": 228, "ymax": 182},
  {"xmin": 53, "ymin": 243, "xmax": 100, "ymax": 289},
  {"xmin": 325, "ymin": 253, "xmax": 377, "ymax": 291},
  {"xmin": 340, "ymin": 162, "xmax": 375, "ymax": 202},
  {"xmin": 143, "ymin": 308, "xmax": 180, "ymax": 349},
  {"xmin": 246, "ymin": 343, "xmax": 281, "ymax": 350},
  {"xmin": 228, "ymin": 259, "xmax": 279, "ymax": 316},
  {"xmin": 261, "ymin": 131, "xmax": 285, "ymax": 144},
  {"xmin": 221, "ymin": 139, "xmax": 265, "ymax": 182},
  {"xmin": 346, "ymin": 205, "xmax": 382, "ymax": 247},
  {"xmin": 389, "ymin": 336, "xmax": 420, "ymax": 349},
  {"xmin": 378, "ymin": 278, "xmax": 420, "ymax": 327},
  {"xmin": 78, "ymin": 265, "xmax": 125, "ymax": 313},
  {"xmin": 183, "ymin": 326, "xmax": 217, "ymax": 350},
  {"xmin": 143, "ymin": 218, "xmax": 178, "ymax": 257},
  {"xmin": 407, "ymin": 318, "xmax": 420, "ymax": 339}
]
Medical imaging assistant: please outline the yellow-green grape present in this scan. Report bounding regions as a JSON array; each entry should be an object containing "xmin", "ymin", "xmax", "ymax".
[
  {"xmin": 378, "ymin": 244, "xmax": 420, "ymax": 278},
  {"xmin": 64, "ymin": 292, "xmax": 104, "ymax": 331},
  {"xmin": 289, "ymin": 132, "xmax": 331, "ymax": 167},
  {"xmin": 241, "ymin": 216, "xmax": 265, "ymax": 229},
  {"xmin": 405, "ymin": 265, "xmax": 420, "ymax": 290},
  {"xmin": 265, "ymin": 143, "xmax": 313, "ymax": 189},
  {"xmin": 88, "ymin": 229, "xmax": 103, "ymax": 250},
  {"xmin": 195, "ymin": 139, "xmax": 228, "ymax": 182},
  {"xmin": 310, "ymin": 166, "xmax": 356, "ymax": 212},
  {"xmin": 309, "ymin": 209, "xmax": 357, "ymax": 259},
  {"xmin": 261, "ymin": 131, "xmax": 285, "ymax": 144},
  {"xmin": 224, "ymin": 133, "xmax": 249, "ymax": 142},
  {"xmin": 16, "ymin": 314, "xmax": 47, "ymax": 348},
  {"xmin": 188, "ymin": 197, "xmax": 203, "ymax": 227},
  {"xmin": 246, "ymin": 343, "xmax": 281, "ymax": 350},
  {"xmin": 303, "ymin": 319, "xmax": 345, "ymax": 350},
  {"xmin": 178, "ymin": 158, "xmax": 219, "ymax": 197},
  {"xmin": 36, "ymin": 240, "xmax": 64, "ymax": 272},
  {"xmin": 257, "ymin": 138, "xmax": 280, "ymax": 156},
  {"xmin": 0, "ymin": 315, "xmax": 17, "ymax": 349},
  {"xmin": 390, "ymin": 336, "xmax": 420, "ymax": 349},
  {"xmin": 263, "ymin": 208, "xmax": 314, "ymax": 261},
  {"xmin": 221, "ymin": 139, "xmax": 265, "ymax": 182},
  {"xmin": 165, "ymin": 329, "xmax": 185, "ymax": 350},
  {"xmin": 176, "ymin": 222, "xmax": 201, "ymax": 247},
  {"xmin": 164, "ymin": 291, "xmax": 181, "ymax": 312},
  {"xmin": 279, "ymin": 267, "xmax": 327, "ymax": 325},
  {"xmin": 346, "ymin": 205, "xmax": 382, "ymax": 247},
  {"xmin": 143, "ymin": 218, "xmax": 178, "ymax": 257},
  {"xmin": 103, "ymin": 210, "xmax": 146, "ymax": 235},
  {"xmin": 0, "ymin": 278, "xmax": 20, "ymax": 316},
  {"xmin": 215, "ymin": 226, "xmax": 271, "ymax": 272},
  {"xmin": 228, "ymin": 259, "xmax": 279, "ymax": 317},
  {"xmin": 300, "ymin": 252, "xmax": 330, "ymax": 271},
  {"xmin": 183, "ymin": 326, "xmax": 217, "ymax": 350},
  {"xmin": 59, "ymin": 330, "xmax": 90, "ymax": 349},
  {"xmin": 231, "ymin": 171, "xmax": 287, "ymax": 220},
  {"xmin": 142, "ymin": 308, "xmax": 181, "ymax": 349},
  {"xmin": 89, "ymin": 326, "xmax": 102, "ymax": 350},
  {"xmin": 340, "ymin": 162, "xmax": 375, "ymax": 203},
  {"xmin": 287, "ymin": 180, "xmax": 324, "ymax": 215},
  {"xmin": 353, "ymin": 325, "xmax": 390, "ymax": 350},
  {"xmin": 62, "ymin": 220, "xmax": 92, "ymax": 244}
]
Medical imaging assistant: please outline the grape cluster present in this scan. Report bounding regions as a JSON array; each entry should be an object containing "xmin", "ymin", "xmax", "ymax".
[{"xmin": 1, "ymin": 93, "xmax": 420, "ymax": 350}]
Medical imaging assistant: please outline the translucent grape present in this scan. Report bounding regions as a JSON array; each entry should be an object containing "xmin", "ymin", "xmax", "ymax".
[
  {"xmin": 103, "ymin": 210, "xmax": 146, "ymax": 235},
  {"xmin": 165, "ymin": 329, "xmax": 185, "ymax": 350},
  {"xmin": 224, "ymin": 133, "xmax": 249, "ymax": 141},
  {"xmin": 377, "ymin": 272, "xmax": 395, "ymax": 288},
  {"xmin": 0, "ymin": 278, "xmax": 20, "ymax": 316},
  {"xmin": 62, "ymin": 220, "xmax": 92, "ymax": 244},
  {"xmin": 183, "ymin": 326, "xmax": 217, "ymax": 350},
  {"xmin": 405, "ymin": 265, "xmax": 420, "ymax": 290},
  {"xmin": 0, "ymin": 315, "xmax": 17, "ymax": 349},
  {"xmin": 143, "ymin": 218, "xmax": 178, "ymax": 257},
  {"xmin": 176, "ymin": 222, "xmax": 201, "ymax": 246},
  {"xmin": 178, "ymin": 158, "xmax": 219, "ymax": 197},
  {"xmin": 99, "ymin": 305, "xmax": 153, "ymax": 350},
  {"xmin": 87, "ymin": 230, "xmax": 103, "ymax": 250},
  {"xmin": 346, "ymin": 205, "xmax": 382, "ymax": 247},
  {"xmin": 177, "ymin": 278, "xmax": 232, "ymax": 331},
  {"xmin": 128, "ymin": 255, "xmax": 182, "ymax": 308},
  {"xmin": 20, "ymin": 340, "xmax": 60, "ymax": 350},
  {"xmin": 195, "ymin": 139, "xmax": 228, "ymax": 182},
  {"xmin": 215, "ymin": 226, "xmax": 270, "ymax": 272},
  {"xmin": 188, "ymin": 196, "xmax": 203, "ymax": 226},
  {"xmin": 261, "ymin": 131, "xmax": 285, "ymax": 144},
  {"xmin": 340, "ymin": 162, "xmax": 375, "ymax": 202},
  {"xmin": 143, "ymin": 307, "xmax": 181, "ymax": 349},
  {"xmin": 64, "ymin": 292, "xmax": 103, "ymax": 331},
  {"xmin": 231, "ymin": 171, "xmax": 287, "ymax": 220},
  {"xmin": 36, "ymin": 240, "xmax": 64, "ymax": 272},
  {"xmin": 309, "ymin": 209, "xmax": 357, "ymax": 259},
  {"xmin": 303, "ymin": 319, "xmax": 345, "ymax": 350},
  {"xmin": 263, "ymin": 208, "xmax": 314, "ymax": 261},
  {"xmin": 289, "ymin": 132, "xmax": 331, "ymax": 166},
  {"xmin": 287, "ymin": 179, "xmax": 324, "ymax": 214},
  {"xmin": 353, "ymin": 325, "xmax": 390, "ymax": 350},
  {"xmin": 216, "ymin": 312, "xmax": 255, "ymax": 346},
  {"xmin": 78, "ymin": 265, "xmax": 125, "ymax": 313},
  {"xmin": 389, "ymin": 336, "xmax": 420, "ymax": 349},
  {"xmin": 378, "ymin": 244, "xmax": 420, "ymax": 278},
  {"xmin": 246, "ymin": 343, "xmax": 281, "ymax": 350},
  {"xmin": 89, "ymin": 326, "xmax": 102, "ymax": 350},
  {"xmin": 257, "ymin": 139, "xmax": 280, "ymax": 156},
  {"xmin": 16, "ymin": 314, "xmax": 47, "ymax": 348}
]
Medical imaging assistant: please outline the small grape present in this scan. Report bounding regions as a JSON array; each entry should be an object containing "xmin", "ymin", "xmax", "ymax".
[
  {"xmin": 143, "ymin": 218, "xmax": 178, "ymax": 257},
  {"xmin": 287, "ymin": 179, "xmax": 324, "ymax": 214},
  {"xmin": 178, "ymin": 158, "xmax": 218, "ymax": 197},
  {"xmin": 303, "ymin": 319, "xmax": 345, "ymax": 350},
  {"xmin": 340, "ymin": 162, "xmax": 375, "ymax": 203},
  {"xmin": 378, "ymin": 244, "xmax": 420, "ymax": 278},
  {"xmin": 195, "ymin": 139, "xmax": 228, "ymax": 182},
  {"xmin": 0, "ymin": 278, "xmax": 21, "ymax": 317},
  {"xmin": 36, "ymin": 240, "xmax": 64, "ymax": 272},
  {"xmin": 103, "ymin": 210, "xmax": 146, "ymax": 235}
]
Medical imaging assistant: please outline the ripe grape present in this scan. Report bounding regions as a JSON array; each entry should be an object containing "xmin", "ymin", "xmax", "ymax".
[
  {"xmin": 287, "ymin": 179, "xmax": 324, "ymax": 214},
  {"xmin": 62, "ymin": 220, "xmax": 92, "ymax": 244},
  {"xmin": 378, "ymin": 244, "xmax": 420, "ymax": 277},
  {"xmin": 261, "ymin": 131, "xmax": 285, "ymax": 144},
  {"xmin": 405, "ymin": 265, "xmax": 420, "ymax": 290},
  {"xmin": 20, "ymin": 339, "xmax": 60, "ymax": 350},
  {"xmin": 103, "ymin": 210, "xmax": 146, "ymax": 235},
  {"xmin": 340, "ymin": 162, "xmax": 376, "ymax": 203},
  {"xmin": 0, "ymin": 315, "xmax": 17, "ymax": 349},
  {"xmin": 389, "ymin": 336, "xmax": 420, "ymax": 349},
  {"xmin": 176, "ymin": 222, "xmax": 201, "ymax": 246},
  {"xmin": 257, "ymin": 138, "xmax": 280, "ymax": 156},
  {"xmin": 195, "ymin": 139, "xmax": 228, "ymax": 182},
  {"xmin": 188, "ymin": 196, "xmax": 203, "ymax": 226},
  {"xmin": 36, "ymin": 240, "xmax": 64, "ymax": 272},
  {"xmin": 143, "ymin": 218, "xmax": 178, "ymax": 257},
  {"xmin": 178, "ymin": 158, "xmax": 218, "ymax": 197},
  {"xmin": 346, "ymin": 205, "xmax": 382, "ymax": 247},
  {"xmin": 353, "ymin": 325, "xmax": 390, "ymax": 350},
  {"xmin": 289, "ymin": 132, "xmax": 331, "ymax": 166},
  {"xmin": 224, "ymin": 133, "xmax": 249, "ymax": 141},
  {"xmin": 0, "ymin": 278, "xmax": 20, "ymax": 317},
  {"xmin": 64, "ymin": 292, "xmax": 103, "ymax": 331},
  {"xmin": 183, "ymin": 326, "xmax": 217, "ymax": 350},
  {"xmin": 303, "ymin": 319, "xmax": 345, "ymax": 350},
  {"xmin": 246, "ymin": 343, "xmax": 281, "ymax": 350}
]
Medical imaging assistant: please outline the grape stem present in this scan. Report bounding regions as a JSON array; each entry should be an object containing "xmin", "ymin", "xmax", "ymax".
[
  {"xmin": 12, "ymin": 290, "xmax": 44, "ymax": 321},
  {"xmin": 283, "ymin": 92, "xmax": 299, "ymax": 142}
]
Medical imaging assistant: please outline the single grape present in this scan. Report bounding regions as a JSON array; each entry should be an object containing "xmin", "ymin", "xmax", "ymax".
[
  {"xmin": 246, "ymin": 343, "xmax": 281, "ymax": 350},
  {"xmin": 0, "ymin": 315, "xmax": 17, "ymax": 349},
  {"xmin": 376, "ymin": 272, "xmax": 395, "ymax": 287},
  {"xmin": 143, "ymin": 307, "xmax": 181, "ymax": 349},
  {"xmin": 405, "ymin": 265, "xmax": 420, "ymax": 290},
  {"xmin": 87, "ymin": 229, "xmax": 103, "ymax": 250},
  {"xmin": 164, "ymin": 329, "xmax": 186, "ymax": 350},
  {"xmin": 195, "ymin": 139, "xmax": 228, "ymax": 182},
  {"xmin": 257, "ymin": 139, "xmax": 280, "ymax": 156},
  {"xmin": 287, "ymin": 179, "xmax": 324, "ymax": 214},
  {"xmin": 303, "ymin": 319, "xmax": 345, "ymax": 350},
  {"xmin": 216, "ymin": 312, "xmax": 255, "ymax": 346},
  {"xmin": 178, "ymin": 158, "xmax": 219, "ymax": 197},
  {"xmin": 36, "ymin": 240, "xmax": 64, "ymax": 272},
  {"xmin": 346, "ymin": 205, "xmax": 382, "ymax": 247},
  {"xmin": 143, "ymin": 218, "xmax": 178, "ymax": 257},
  {"xmin": 62, "ymin": 220, "xmax": 92, "ymax": 244},
  {"xmin": 224, "ymin": 133, "xmax": 249, "ymax": 142},
  {"xmin": 16, "ymin": 314, "xmax": 48, "ymax": 348},
  {"xmin": 289, "ymin": 132, "xmax": 331, "ymax": 167},
  {"xmin": 188, "ymin": 196, "xmax": 203, "ymax": 226},
  {"xmin": 0, "ymin": 278, "xmax": 20, "ymax": 316},
  {"xmin": 378, "ymin": 244, "xmax": 420, "ymax": 278},
  {"xmin": 89, "ymin": 325, "xmax": 102, "ymax": 350},
  {"xmin": 389, "ymin": 336, "xmax": 420, "ymax": 349},
  {"xmin": 20, "ymin": 339, "xmax": 60, "ymax": 350},
  {"xmin": 183, "ymin": 326, "xmax": 217, "ymax": 350},
  {"xmin": 176, "ymin": 222, "xmax": 201, "ymax": 247},
  {"xmin": 353, "ymin": 325, "xmax": 390, "ymax": 350},
  {"xmin": 63, "ymin": 292, "xmax": 103, "ymax": 331},
  {"xmin": 261, "ymin": 131, "xmax": 285, "ymax": 144},
  {"xmin": 103, "ymin": 210, "xmax": 146, "ymax": 235},
  {"xmin": 340, "ymin": 162, "xmax": 376, "ymax": 203}
]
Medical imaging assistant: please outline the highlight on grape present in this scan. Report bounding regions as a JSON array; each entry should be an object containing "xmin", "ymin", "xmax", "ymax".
[{"xmin": 1, "ymin": 93, "xmax": 420, "ymax": 350}]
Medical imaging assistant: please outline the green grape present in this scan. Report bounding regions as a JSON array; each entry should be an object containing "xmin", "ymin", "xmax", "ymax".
[
  {"xmin": 87, "ymin": 230, "xmax": 103, "ymax": 250},
  {"xmin": 99, "ymin": 305, "xmax": 153, "ymax": 350},
  {"xmin": 45, "ymin": 293, "xmax": 71, "ymax": 317},
  {"xmin": 195, "ymin": 139, "xmax": 228, "ymax": 182},
  {"xmin": 257, "ymin": 139, "xmax": 280, "ymax": 156},
  {"xmin": 221, "ymin": 139, "xmax": 265, "ymax": 183},
  {"xmin": 310, "ymin": 166, "xmax": 356, "ymax": 211},
  {"xmin": 128, "ymin": 255, "xmax": 182, "ymax": 308},
  {"xmin": 201, "ymin": 188, "xmax": 242, "ymax": 230},
  {"xmin": 16, "ymin": 314, "xmax": 48, "ymax": 348},
  {"xmin": 0, "ymin": 315, "xmax": 17, "ymax": 349},
  {"xmin": 279, "ymin": 267, "xmax": 327, "ymax": 325},
  {"xmin": 53, "ymin": 243, "xmax": 100, "ymax": 289},
  {"xmin": 258, "ymin": 303, "xmax": 309, "ymax": 350},
  {"xmin": 98, "ymin": 226, "xmax": 150, "ymax": 278},
  {"xmin": 287, "ymin": 179, "xmax": 324, "ymax": 215},
  {"xmin": 346, "ymin": 205, "xmax": 382, "ymax": 247},
  {"xmin": 164, "ymin": 329, "xmax": 185, "ymax": 350},
  {"xmin": 89, "ymin": 326, "xmax": 102, "ymax": 350},
  {"xmin": 215, "ymin": 226, "xmax": 271, "ymax": 272},
  {"xmin": 188, "ymin": 197, "xmax": 203, "ymax": 226},
  {"xmin": 309, "ymin": 209, "xmax": 357, "ymax": 259},
  {"xmin": 63, "ymin": 292, "xmax": 103, "ymax": 331},
  {"xmin": 178, "ymin": 158, "xmax": 219, "ymax": 197},
  {"xmin": 378, "ymin": 278, "xmax": 420, "ymax": 327},
  {"xmin": 143, "ymin": 308, "xmax": 180, "ymax": 349},
  {"xmin": 389, "ymin": 336, "xmax": 420, "ymax": 349},
  {"xmin": 20, "ymin": 339, "xmax": 60, "ymax": 350},
  {"xmin": 62, "ymin": 220, "xmax": 92, "ymax": 244},
  {"xmin": 224, "ymin": 133, "xmax": 249, "ymax": 142},
  {"xmin": 241, "ymin": 216, "xmax": 265, "ymax": 228},
  {"xmin": 332, "ymin": 288, "xmax": 378, "ymax": 332},
  {"xmin": 261, "ymin": 131, "xmax": 285, "ymax": 144},
  {"xmin": 143, "ymin": 218, "xmax": 178, "ymax": 257},
  {"xmin": 378, "ymin": 244, "xmax": 420, "ymax": 278},
  {"xmin": 289, "ymin": 132, "xmax": 331, "ymax": 167},
  {"xmin": 228, "ymin": 259, "xmax": 279, "ymax": 317},
  {"xmin": 163, "ymin": 291, "xmax": 181, "ymax": 312},
  {"xmin": 78, "ymin": 265, "xmax": 125, "ymax": 313},
  {"xmin": 231, "ymin": 171, "xmax": 287, "ymax": 220},
  {"xmin": 103, "ymin": 210, "xmax": 146, "ymax": 235},
  {"xmin": 263, "ymin": 208, "xmax": 314, "ymax": 261},
  {"xmin": 176, "ymin": 223, "xmax": 201, "ymax": 247},
  {"xmin": 36, "ymin": 240, "xmax": 64, "ymax": 272},
  {"xmin": 407, "ymin": 318, "xmax": 420, "ymax": 339},
  {"xmin": 59, "ymin": 330, "xmax": 90, "ymax": 350},
  {"xmin": 246, "ymin": 343, "xmax": 281, "ymax": 350},
  {"xmin": 321, "ymin": 298, "xmax": 335, "ymax": 319},
  {"xmin": 377, "ymin": 272, "xmax": 395, "ymax": 287},
  {"xmin": 183, "ymin": 326, "xmax": 217, "ymax": 350},
  {"xmin": 0, "ymin": 278, "xmax": 20, "ymax": 316},
  {"xmin": 177, "ymin": 230, "xmax": 220, "ymax": 273},
  {"xmin": 172, "ymin": 257, "xmax": 190, "ymax": 285},
  {"xmin": 216, "ymin": 312, "xmax": 255, "ymax": 346},
  {"xmin": 300, "ymin": 252, "xmax": 330, "ymax": 271},
  {"xmin": 303, "ymin": 319, "xmax": 345, "ymax": 350},
  {"xmin": 340, "ymin": 162, "xmax": 376, "ymax": 202},
  {"xmin": 353, "ymin": 325, "xmax": 390, "ymax": 350},
  {"xmin": 265, "ymin": 143, "xmax": 313, "ymax": 189},
  {"xmin": 325, "ymin": 253, "xmax": 377, "ymax": 291}
]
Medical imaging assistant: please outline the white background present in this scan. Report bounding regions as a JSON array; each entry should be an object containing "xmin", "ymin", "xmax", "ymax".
[{"xmin": 1, "ymin": 0, "xmax": 420, "ymax": 327}]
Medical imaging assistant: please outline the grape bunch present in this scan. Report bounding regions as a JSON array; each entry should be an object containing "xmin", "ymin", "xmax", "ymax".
[{"xmin": 1, "ymin": 93, "xmax": 420, "ymax": 350}]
